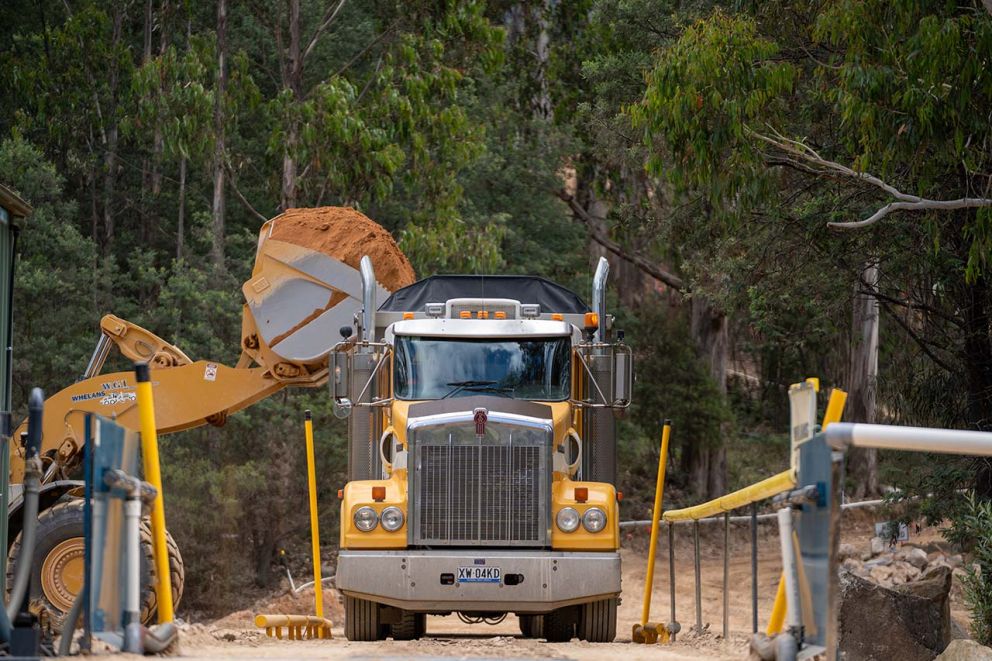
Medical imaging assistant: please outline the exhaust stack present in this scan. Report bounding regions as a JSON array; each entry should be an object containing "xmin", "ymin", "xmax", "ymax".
[{"xmin": 592, "ymin": 257, "xmax": 609, "ymax": 342}]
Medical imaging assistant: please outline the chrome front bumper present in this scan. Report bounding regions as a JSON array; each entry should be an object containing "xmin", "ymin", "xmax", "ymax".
[{"xmin": 335, "ymin": 549, "xmax": 621, "ymax": 613}]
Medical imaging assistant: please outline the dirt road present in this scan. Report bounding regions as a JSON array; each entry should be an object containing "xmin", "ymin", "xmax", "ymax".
[{"xmin": 174, "ymin": 513, "xmax": 967, "ymax": 659}]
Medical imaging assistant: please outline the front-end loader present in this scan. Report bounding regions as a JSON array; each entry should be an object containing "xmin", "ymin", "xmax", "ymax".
[{"xmin": 5, "ymin": 207, "xmax": 414, "ymax": 625}]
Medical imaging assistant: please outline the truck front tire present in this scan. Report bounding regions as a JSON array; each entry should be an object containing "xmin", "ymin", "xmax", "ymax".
[
  {"xmin": 345, "ymin": 595, "xmax": 386, "ymax": 641},
  {"xmin": 577, "ymin": 597, "xmax": 617, "ymax": 642},
  {"xmin": 541, "ymin": 607, "xmax": 575, "ymax": 642}
]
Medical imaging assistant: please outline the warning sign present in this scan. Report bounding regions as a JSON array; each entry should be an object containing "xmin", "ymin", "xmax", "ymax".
[{"xmin": 204, "ymin": 363, "xmax": 218, "ymax": 382}]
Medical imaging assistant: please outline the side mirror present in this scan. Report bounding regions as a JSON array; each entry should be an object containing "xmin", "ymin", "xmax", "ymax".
[
  {"xmin": 612, "ymin": 344, "xmax": 633, "ymax": 408},
  {"xmin": 329, "ymin": 350, "xmax": 352, "ymax": 418}
]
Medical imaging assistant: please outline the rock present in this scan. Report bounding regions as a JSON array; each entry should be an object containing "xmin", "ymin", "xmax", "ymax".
[
  {"xmin": 839, "ymin": 543, "xmax": 859, "ymax": 560},
  {"xmin": 946, "ymin": 554, "xmax": 964, "ymax": 568},
  {"xmin": 935, "ymin": 640, "xmax": 992, "ymax": 661},
  {"xmin": 905, "ymin": 547, "xmax": 930, "ymax": 570},
  {"xmin": 839, "ymin": 566, "xmax": 953, "ymax": 661},
  {"xmin": 869, "ymin": 564, "xmax": 894, "ymax": 584},
  {"xmin": 871, "ymin": 536, "xmax": 885, "ymax": 556}
]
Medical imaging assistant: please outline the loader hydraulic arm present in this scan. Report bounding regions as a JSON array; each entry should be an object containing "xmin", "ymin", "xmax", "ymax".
[
  {"xmin": 9, "ymin": 207, "xmax": 414, "ymax": 486},
  {"xmin": 84, "ymin": 314, "xmax": 193, "ymax": 376}
]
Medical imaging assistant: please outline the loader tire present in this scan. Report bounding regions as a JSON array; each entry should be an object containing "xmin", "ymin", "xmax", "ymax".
[
  {"xmin": 576, "ymin": 598, "xmax": 617, "ymax": 642},
  {"xmin": 541, "ymin": 607, "xmax": 575, "ymax": 643},
  {"xmin": 6, "ymin": 499, "xmax": 184, "ymax": 627},
  {"xmin": 345, "ymin": 595, "xmax": 385, "ymax": 641},
  {"xmin": 389, "ymin": 610, "xmax": 425, "ymax": 640}
]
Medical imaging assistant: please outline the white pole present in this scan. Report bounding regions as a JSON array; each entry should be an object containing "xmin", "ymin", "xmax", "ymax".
[
  {"xmin": 123, "ymin": 496, "xmax": 143, "ymax": 653},
  {"xmin": 777, "ymin": 508, "xmax": 802, "ymax": 633},
  {"xmin": 826, "ymin": 422, "xmax": 992, "ymax": 456}
]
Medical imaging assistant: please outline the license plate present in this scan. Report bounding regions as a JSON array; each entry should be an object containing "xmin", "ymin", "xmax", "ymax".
[{"xmin": 457, "ymin": 566, "xmax": 501, "ymax": 583}]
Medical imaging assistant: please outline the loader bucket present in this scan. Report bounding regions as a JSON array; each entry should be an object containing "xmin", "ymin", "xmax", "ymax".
[{"xmin": 242, "ymin": 207, "xmax": 415, "ymax": 365}]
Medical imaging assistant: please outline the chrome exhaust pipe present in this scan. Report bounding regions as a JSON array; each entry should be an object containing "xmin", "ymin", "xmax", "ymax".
[
  {"xmin": 592, "ymin": 257, "xmax": 609, "ymax": 342},
  {"xmin": 360, "ymin": 256, "xmax": 376, "ymax": 344}
]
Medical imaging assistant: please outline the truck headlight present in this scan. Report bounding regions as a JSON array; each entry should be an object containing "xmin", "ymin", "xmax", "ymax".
[
  {"xmin": 354, "ymin": 506, "xmax": 378, "ymax": 532},
  {"xmin": 556, "ymin": 507, "xmax": 580, "ymax": 533},
  {"xmin": 582, "ymin": 507, "xmax": 607, "ymax": 533},
  {"xmin": 380, "ymin": 506, "xmax": 404, "ymax": 532}
]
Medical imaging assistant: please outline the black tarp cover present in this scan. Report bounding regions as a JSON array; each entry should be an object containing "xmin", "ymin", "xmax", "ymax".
[{"xmin": 379, "ymin": 275, "xmax": 590, "ymax": 313}]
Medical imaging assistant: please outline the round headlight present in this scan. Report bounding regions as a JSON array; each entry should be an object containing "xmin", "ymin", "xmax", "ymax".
[
  {"xmin": 582, "ymin": 507, "xmax": 607, "ymax": 533},
  {"xmin": 556, "ymin": 507, "xmax": 580, "ymax": 533},
  {"xmin": 380, "ymin": 506, "xmax": 404, "ymax": 532},
  {"xmin": 353, "ymin": 506, "xmax": 378, "ymax": 532}
]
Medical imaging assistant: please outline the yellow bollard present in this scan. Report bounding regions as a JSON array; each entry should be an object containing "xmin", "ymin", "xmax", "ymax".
[
  {"xmin": 134, "ymin": 362, "xmax": 174, "ymax": 623},
  {"xmin": 632, "ymin": 421, "xmax": 672, "ymax": 644},
  {"xmin": 766, "ymin": 573, "xmax": 787, "ymax": 635},
  {"xmin": 822, "ymin": 388, "xmax": 847, "ymax": 429},
  {"xmin": 304, "ymin": 410, "xmax": 326, "ymax": 637}
]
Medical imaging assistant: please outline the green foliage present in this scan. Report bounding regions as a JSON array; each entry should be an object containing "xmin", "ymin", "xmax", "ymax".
[
  {"xmin": 944, "ymin": 493, "xmax": 992, "ymax": 645},
  {"xmin": 633, "ymin": 11, "xmax": 795, "ymax": 216}
]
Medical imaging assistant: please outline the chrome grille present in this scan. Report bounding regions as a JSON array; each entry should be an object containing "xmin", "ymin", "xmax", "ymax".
[{"xmin": 410, "ymin": 413, "xmax": 551, "ymax": 547}]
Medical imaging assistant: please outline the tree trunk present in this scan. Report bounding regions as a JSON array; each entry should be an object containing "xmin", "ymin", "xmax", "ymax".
[
  {"xmin": 847, "ymin": 260, "xmax": 880, "ymax": 497},
  {"xmin": 151, "ymin": 0, "xmax": 168, "ymax": 196},
  {"xmin": 101, "ymin": 6, "xmax": 124, "ymax": 253},
  {"xmin": 280, "ymin": 0, "xmax": 302, "ymax": 210},
  {"xmin": 177, "ymin": 156, "xmax": 186, "ymax": 260},
  {"xmin": 532, "ymin": 0, "xmax": 552, "ymax": 121},
  {"xmin": 210, "ymin": 0, "xmax": 227, "ymax": 268},
  {"xmin": 959, "ymin": 273, "xmax": 992, "ymax": 498},
  {"xmin": 690, "ymin": 296, "xmax": 729, "ymax": 499}
]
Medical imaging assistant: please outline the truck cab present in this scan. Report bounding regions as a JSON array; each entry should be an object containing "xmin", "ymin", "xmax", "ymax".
[{"xmin": 331, "ymin": 258, "xmax": 631, "ymax": 642}]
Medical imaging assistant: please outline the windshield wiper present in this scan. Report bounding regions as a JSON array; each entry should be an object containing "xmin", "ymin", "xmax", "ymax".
[
  {"xmin": 441, "ymin": 380, "xmax": 499, "ymax": 399},
  {"xmin": 462, "ymin": 384, "xmax": 514, "ymax": 398}
]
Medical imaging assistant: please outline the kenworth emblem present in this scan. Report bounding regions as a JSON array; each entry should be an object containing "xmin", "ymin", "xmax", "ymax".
[{"xmin": 474, "ymin": 407, "xmax": 488, "ymax": 437}]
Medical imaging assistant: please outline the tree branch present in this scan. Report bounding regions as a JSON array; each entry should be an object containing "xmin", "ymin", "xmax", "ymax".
[
  {"xmin": 555, "ymin": 190, "xmax": 685, "ymax": 291},
  {"xmin": 225, "ymin": 161, "xmax": 268, "ymax": 223},
  {"xmin": 878, "ymin": 300, "xmax": 954, "ymax": 372},
  {"xmin": 747, "ymin": 127, "xmax": 992, "ymax": 229},
  {"xmin": 302, "ymin": 0, "xmax": 347, "ymax": 62}
]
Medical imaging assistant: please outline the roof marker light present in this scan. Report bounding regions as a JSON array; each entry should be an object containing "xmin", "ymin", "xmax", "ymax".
[
  {"xmin": 459, "ymin": 311, "xmax": 472, "ymax": 319},
  {"xmin": 551, "ymin": 313, "xmax": 564, "ymax": 321}
]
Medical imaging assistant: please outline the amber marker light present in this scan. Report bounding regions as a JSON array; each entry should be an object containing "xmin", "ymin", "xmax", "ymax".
[
  {"xmin": 372, "ymin": 486, "xmax": 386, "ymax": 502},
  {"xmin": 478, "ymin": 310, "xmax": 489, "ymax": 319},
  {"xmin": 460, "ymin": 311, "xmax": 472, "ymax": 319},
  {"xmin": 402, "ymin": 312, "xmax": 415, "ymax": 319},
  {"xmin": 584, "ymin": 312, "xmax": 599, "ymax": 329},
  {"xmin": 551, "ymin": 313, "xmax": 564, "ymax": 321},
  {"xmin": 494, "ymin": 311, "xmax": 507, "ymax": 319},
  {"xmin": 574, "ymin": 487, "xmax": 589, "ymax": 503}
]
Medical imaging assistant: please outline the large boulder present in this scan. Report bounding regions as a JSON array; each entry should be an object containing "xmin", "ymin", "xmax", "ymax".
[
  {"xmin": 934, "ymin": 640, "xmax": 992, "ymax": 661},
  {"xmin": 839, "ymin": 566, "xmax": 953, "ymax": 660}
]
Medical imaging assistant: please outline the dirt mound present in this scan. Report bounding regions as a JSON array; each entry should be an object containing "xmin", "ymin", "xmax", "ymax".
[
  {"xmin": 267, "ymin": 207, "xmax": 415, "ymax": 292},
  {"xmin": 211, "ymin": 584, "xmax": 344, "ymax": 630}
]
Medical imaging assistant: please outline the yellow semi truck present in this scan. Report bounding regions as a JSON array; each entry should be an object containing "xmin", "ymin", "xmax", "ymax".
[{"xmin": 331, "ymin": 257, "xmax": 631, "ymax": 642}]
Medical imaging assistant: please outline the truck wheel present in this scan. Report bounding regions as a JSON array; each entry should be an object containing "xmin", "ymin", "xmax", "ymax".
[
  {"xmin": 541, "ymin": 608, "xmax": 575, "ymax": 643},
  {"xmin": 345, "ymin": 595, "xmax": 384, "ymax": 641},
  {"xmin": 577, "ymin": 598, "xmax": 617, "ymax": 642},
  {"xmin": 519, "ymin": 614, "xmax": 542, "ymax": 638},
  {"xmin": 390, "ymin": 610, "xmax": 425, "ymax": 640},
  {"xmin": 6, "ymin": 499, "xmax": 184, "ymax": 627}
]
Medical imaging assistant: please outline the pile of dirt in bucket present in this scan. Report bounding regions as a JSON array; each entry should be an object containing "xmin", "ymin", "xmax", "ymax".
[{"xmin": 266, "ymin": 207, "xmax": 415, "ymax": 292}]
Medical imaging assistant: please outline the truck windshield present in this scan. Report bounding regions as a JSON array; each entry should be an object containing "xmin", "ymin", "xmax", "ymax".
[{"xmin": 393, "ymin": 336, "xmax": 571, "ymax": 401}]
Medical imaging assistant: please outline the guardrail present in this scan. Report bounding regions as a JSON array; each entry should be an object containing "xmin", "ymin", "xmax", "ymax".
[
  {"xmin": 632, "ymin": 380, "xmax": 847, "ymax": 653},
  {"xmin": 634, "ymin": 378, "xmax": 992, "ymax": 660}
]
